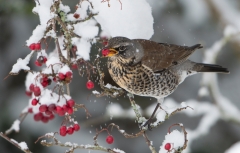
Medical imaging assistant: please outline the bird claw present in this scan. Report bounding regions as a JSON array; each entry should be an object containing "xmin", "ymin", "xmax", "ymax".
[{"xmin": 139, "ymin": 118, "xmax": 153, "ymax": 131}]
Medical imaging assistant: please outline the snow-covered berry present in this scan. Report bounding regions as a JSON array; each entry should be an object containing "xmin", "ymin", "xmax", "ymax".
[
  {"xmin": 73, "ymin": 124, "xmax": 80, "ymax": 131},
  {"xmin": 106, "ymin": 135, "xmax": 114, "ymax": 144},
  {"xmin": 164, "ymin": 143, "xmax": 172, "ymax": 151},
  {"xmin": 86, "ymin": 80, "xmax": 94, "ymax": 89}
]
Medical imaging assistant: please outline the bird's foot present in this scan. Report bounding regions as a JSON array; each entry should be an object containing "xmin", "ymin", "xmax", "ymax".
[{"xmin": 139, "ymin": 118, "xmax": 153, "ymax": 131}]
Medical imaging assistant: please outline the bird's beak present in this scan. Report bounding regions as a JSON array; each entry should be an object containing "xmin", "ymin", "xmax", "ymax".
[{"xmin": 102, "ymin": 48, "xmax": 118, "ymax": 57}]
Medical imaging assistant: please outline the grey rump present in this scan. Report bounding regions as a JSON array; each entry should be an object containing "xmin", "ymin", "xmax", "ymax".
[{"xmin": 104, "ymin": 36, "xmax": 229, "ymax": 102}]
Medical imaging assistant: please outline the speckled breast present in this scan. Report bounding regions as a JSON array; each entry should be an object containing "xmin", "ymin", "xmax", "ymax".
[{"xmin": 107, "ymin": 59, "xmax": 179, "ymax": 98}]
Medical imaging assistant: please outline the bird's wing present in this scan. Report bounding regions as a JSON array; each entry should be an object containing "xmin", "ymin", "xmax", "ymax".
[{"xmin": 134, "ymin": 39, "xmax": 202, "ymax": 73}]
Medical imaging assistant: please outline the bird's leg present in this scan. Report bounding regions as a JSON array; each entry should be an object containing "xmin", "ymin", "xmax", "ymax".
[{"xmin": 143, "ymin": 98, "xmax": 163, "ymax": 129}]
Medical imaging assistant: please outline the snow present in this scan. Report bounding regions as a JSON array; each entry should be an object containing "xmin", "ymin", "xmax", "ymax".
[
  {"xmin": 5, "ymin": 120, "xmax": 21, "ymax": 134},
  {"xmin": 27, "ymin": 0, "xmax": 55, "ymax": 45},
  {"xmin": 224, "ymin": 25, "xmax": 239, "ymax": 37},
  {"xmin": 10, "ymin": 139, "xmax": 29, "ymax": 150},
  {"xmin": 198, "ymin": 86, "xmax": 209, "ymax": 97},
  {"xmin": 90, "ymin": 0, "xmax": 154, "ymax": 39},
  {"xmin": 104, "ymin": 83, "xmax": 122, "ymax": 90},
  {"xmin": 10, "ymin": 51, "xmax": 34, "ymax": 74},
  {"xmin": 159, "ymin": 130, "xmax": 184, "ymax": 153},
  {"xmin": 113, "ymin": 148, "xmax": 125, "ymax": 153},
  {"xmin": 58, "ymin": 65, "xmax": 72, "ymax": 74},
  {"xmin": 92, "ymin": 90, "xmax": 100, "ymax": 94},
  {"xmin": 73, "ymin": 19, "xmax": 99, "ymax": 39},
  {"xmin": 72, "ymin": 38, "xmax": 91, "ymax": 60},
  {"xmin": 156, "ymin": 110, "xmax": 166, "ymax": 122},
  {"xmin": 19, "ymin": 142, "xmax": 28, "ymax": 150},
  {"xmin": 225, "ymin": 142, "xmax": 240, "ymax": 153}
]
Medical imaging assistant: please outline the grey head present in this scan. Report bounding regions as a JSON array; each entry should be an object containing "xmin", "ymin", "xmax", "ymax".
[{"xmin": 104, "ymin": 36, "xmax": 144, "ymax": 65}]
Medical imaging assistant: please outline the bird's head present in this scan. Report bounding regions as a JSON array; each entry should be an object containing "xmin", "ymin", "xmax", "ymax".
[{"xmin": 102, "ymin": 36, "xmax": 144, "ymax": 65}]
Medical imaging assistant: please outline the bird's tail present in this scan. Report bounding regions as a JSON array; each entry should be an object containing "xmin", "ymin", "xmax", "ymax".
[{"xmin": 194, "ymin": 63, "xmax": 229, "ymax": 73}]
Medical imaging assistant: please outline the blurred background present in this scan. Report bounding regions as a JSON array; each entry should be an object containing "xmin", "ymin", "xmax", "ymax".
[{"xmin": 0, "ymin": 0, "xmax": 240, "ymax": 153}]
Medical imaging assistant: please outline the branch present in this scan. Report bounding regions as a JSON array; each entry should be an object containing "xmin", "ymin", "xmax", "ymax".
[{"xmin": 0, "ymin": 132, "xmax": 31, "ymax": 153}]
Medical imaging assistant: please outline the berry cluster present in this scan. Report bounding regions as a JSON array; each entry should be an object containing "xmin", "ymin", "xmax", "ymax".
[
  {"xmin": 58, "ymin": 71, "xmax": 73, "ymax": 83},
  {"xmin": 59, "ymin": 123, "xmax": 80, "ymax": 136},
  {"xmin": 29, "ymin": 43, "xmax": 41, "ymax": 51}
]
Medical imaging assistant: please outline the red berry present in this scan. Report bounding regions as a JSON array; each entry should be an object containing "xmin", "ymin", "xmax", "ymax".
[
  {"xmin": 28, "ymin": 108, "xmax": 33, "ymax": 113},
  {"xmin": 48, "ymin": 104, "xmax": 56, "ymax": 112},
  {"xmin": 58, "ymin": 73, "xmax": 65, "ymax": 80},
  {"xmin": 67, "ymin": 99, "xmax": 75, "ymax": 107},
  {"xmin": 31, "ymin": 98, "xmax": 38, "ymax": 106},
  {"xmin": 39, "ymin": 104, "xmax": 48, "ymax": 112},
  {"xmin": 41, "ymin": 81, "xmax": 48, "ymax": 87},
  {"xmin": 45, "ymin": 110, "xmax": 53, "ymax": 115},
  {"xmin": 86, "ymin": 80, "xmax": 94, "ymax": 89},
  {"xmin": 164, "ymin": 143, "xmax": 172, "ymax": 151},
  {"xmin": 106, "ymin": 135, "xmax": 114, "ymax": 144},
  {"xmin": 43, "ymin": 57, "xmax": 47, "ymax": 63},
  {"xmin": 29, "ymin": 43, "xmax": 36, "ymax": 50},
  {"xmin": 73, "ymin": 124, "xmax": 80, "ymax": 131},
  {"xmin": 33, "ymin": 86, "xmax": 41, "ymax": 96},
  {"xmin": 67, "ymin": 107, "xmax": 74, "ymax": 115},
  {"xmin": 67, "ymin": 127, "xmax": 74, "ymax": 135},
  {"xmin": 56, "ymin": 106, "xmax": 64, "ymax": 116},
  {"xmin": 103, "ymin": 41, "xmax": 108, "ymax": 46},
  {"xmin": 71, "ymin": 64, "xmax": 77, "ymax": 69},
  {"xmin": 25, "ymin": 91, "xmax": 32, "ymax": 97},
  {"xmin": 73, "ymin": 13, "xmax": 80, "ymax": 19},
  {"xmin": 49, "ymin": 114, "xmax": 55, "ymax": 120},
  {"xmin": 60, "ymin": 126, "xmax": 67, "ymax": 136},
  {"xmin": 35, "ymin": 43, "xmax": 41, "ymax": 50},
  {"xmin": 102, "ymin": 49, "xmax": 109, "ymax": 56},
  {"xmin": 35, "ymin": 60, "xmax": 42, "ymax": 67},
  {"xmin": 72, "ymin": 45, "xmax": 77, "ymax": 52},
  {"xmin": 33, "ymin": 113, "xmax": 43, "ymax": 121},
  {"xmin": 65, "ymin": 71, "xmax": 72, "ymax": 79},
  {"xmin": 53, "ymin": 77, "xmax": 57, "ymax": 82},
  {"xmin": 62, "ymin": 104, "xmax": 69, "ymax": 112},
  {"xmin": 41, "ymin": 116, "xmax": 49, "ymax": 123},
  {"xmin": 29, "ymin": 83, "xmax": 35, "ymax": 91}
]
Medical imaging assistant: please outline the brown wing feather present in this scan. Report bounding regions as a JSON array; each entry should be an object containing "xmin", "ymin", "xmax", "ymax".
[{"xmin": 133, "ymin": 39, "xmax": 202, "ymax": 72}]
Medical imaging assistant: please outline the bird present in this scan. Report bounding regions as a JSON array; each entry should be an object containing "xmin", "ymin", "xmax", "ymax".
[{"xmin": 102, "ymin": 36, "xmax": 229, "ymax": 127}]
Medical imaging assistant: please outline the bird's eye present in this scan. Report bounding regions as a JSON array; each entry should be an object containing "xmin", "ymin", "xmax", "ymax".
[{"xmin": 118, "ymin": 46, "xmax": 126, "ymax": 51}]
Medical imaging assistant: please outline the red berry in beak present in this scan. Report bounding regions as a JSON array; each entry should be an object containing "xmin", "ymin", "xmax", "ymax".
[{"xmin": 102, "ymin": 49, "xmax": 109, "ymax": 57}]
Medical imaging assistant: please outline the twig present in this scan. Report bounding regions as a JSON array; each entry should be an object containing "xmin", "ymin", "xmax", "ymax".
[
  {"xmin": 0, "ymin": 132, "xmax": 32, "ymax": 153},
  {"xmin": 143, "ymin": 132, "xmax": 156, "ymax": 153}
]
